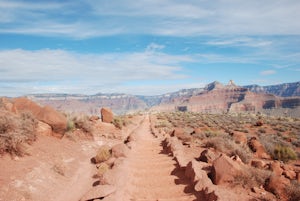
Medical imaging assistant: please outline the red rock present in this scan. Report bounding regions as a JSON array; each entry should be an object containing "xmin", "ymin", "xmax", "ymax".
[
  {"xmin": 36, "ymin": 121, "xmax": 52, "ymax": 136},
  {"xmin": 198, "ymin": 149, "xmax": 220, "ymax": 164},
  {"xmin": 13, "ymin": 97, "xmax": 67, "ymax": 137},
  {"xmin": 248, "ymin": 137, "xmax": 270, "ymax": 159},
  {"xmin": 297, "ymin": 172, "xmax": 300, "ymax": 182},
  {"xmin": 80, "ymin": 185, "xmax": 115, "ymax": 201},
  {"xmin": 37, "ymin": 106, "xmax": 67, "ymax": 136},
  {"xmin": 270, "ymin": 161, "xmax": 283, "ymax": 176},
  {"xmin": 13, "ymin": 97, "xmax": 42, "ymax": 116},
  {"xmin": 111, "ymin": 143, "xmax": 129, "ymax": 158},
  {"xmin": 170, "ymin": 128, "xmax": 192, "ymax": 144},
  {"xmin": 251, "ymin": 160, "xmax": 266, "ymax": 169},
  {"xmin": 232, "ymin": 132, "xmax": 247, "ymax": 144},
  {"xmin": 266, "ymin": 175, "xmax": 290, "ymax": 200},
  {"xmin": 212, "ymin": 154, "xmax": 242, "ymax": 185},
  {"xmin": 283, "ymin": 170, "xmax": 296, "ymax": 180},
  {"xmin": 101, "ymin": 108, "xmax": 114, "ymax": 123}
]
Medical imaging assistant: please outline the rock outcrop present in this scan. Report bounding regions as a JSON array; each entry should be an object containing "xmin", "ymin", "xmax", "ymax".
[
  {"xmin": 101, "ymin": 108, "xmax": 114, "ymax": 123},
  {"xmin": 13, "ymin": 97, "xmax": 67, "ymax": 137}
]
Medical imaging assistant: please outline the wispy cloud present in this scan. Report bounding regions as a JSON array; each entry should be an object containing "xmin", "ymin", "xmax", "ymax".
[
  {"xmin": 0, "ymin": 47, "xmax": 193, "ymax": 96},
  {"xmin": 260, "ymin": 70, "xmax": 276, "ymax": 75},
  {"xmin": 206, "ymin": 37, "xmax": 272, "ymax": 47},
  {"xmin": 1, "ymin": 0, "xmax": 300, "ymax": 38}
]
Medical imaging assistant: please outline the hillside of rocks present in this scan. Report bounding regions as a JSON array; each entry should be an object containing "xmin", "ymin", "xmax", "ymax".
[{"xmin": 1, "ymin": 96, "xmax": 300, "ymax": 201}]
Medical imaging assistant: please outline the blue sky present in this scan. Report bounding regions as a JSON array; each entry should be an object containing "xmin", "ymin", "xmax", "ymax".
[{"xmin": 0, "ymin": 0, "xmax": 300, "ymax": 96}]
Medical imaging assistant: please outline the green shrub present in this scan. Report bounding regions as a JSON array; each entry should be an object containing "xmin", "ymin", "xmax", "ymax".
[
  {"xmin": 273, "ymin": 145, "xmax": 297, "ymax": 162},
  {"xmin": 67, "ymin": 120, "xmax": 75, "ymax": 131}
]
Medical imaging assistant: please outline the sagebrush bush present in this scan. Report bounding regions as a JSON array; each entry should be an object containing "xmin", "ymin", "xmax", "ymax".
[
  {"xmin": 112, "ymin": 116, "xmax": 132, "ymax": 129},
  {"xmin": 0, "ymin": 110, "xmax": 37, "ymax": 156},
  {"xmin": 273, "ymin": 145, "xmax": 297, "ymax": 162},
  {"xmin": 233, "ymin": 166, "xmax": 271, "ymax": 188},
  {"xmin": 205, "ymin": 136, "xmax": 252, "ymax": 163}
]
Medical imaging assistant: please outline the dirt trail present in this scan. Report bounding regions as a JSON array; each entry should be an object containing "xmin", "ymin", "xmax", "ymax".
[{"xmin": 124, "ymin": 116, "xmax": 198, "ymax": 201}]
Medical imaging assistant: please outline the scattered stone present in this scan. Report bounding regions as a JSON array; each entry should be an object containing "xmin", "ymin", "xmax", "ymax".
[
  {"xmin": 270, "ymin": 161, "xmax": 283, "ymax": 176},
  {"xmin": 251, "ymin": 160, "xmax": 266, "ymax": 169},
  {"xmin": 283, "ymin": 170, "xmax": 296, "ymax": 180},
  {"xmin": 101, "ymin": 108, "xmax": 114, "ymax": 123},
  {"xmin": 198, "ymin": 149, "xmax": 220, "ymax": 164},
  {"xmin": 212, "ymin": 154, "xmax": 242, "ymax": 185},
  {"xmin": 80, "ymin": 185, "xmax": 116, "ymax": 201}
]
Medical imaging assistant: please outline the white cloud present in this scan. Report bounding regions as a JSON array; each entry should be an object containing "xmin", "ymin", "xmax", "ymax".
[
  {"xmin": 0, "ymin": 48, "xmax": 193, "ymax": 96},
  {"xmin": 206, "ymin": 37, "xmax": 272, "ymax": 47},
  {"xmin": 260, "ymin": 70, "xmax": 276, "ymax": 75},
  {"xmin": 1, "ymin": 0, "xmax": 300, "ymax": 38}
]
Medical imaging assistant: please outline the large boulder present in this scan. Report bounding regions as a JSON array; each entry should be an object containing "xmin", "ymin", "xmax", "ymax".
[
  {"xmin": 13, "ymin": 97, "xmax": 41, "ymax": 116},
  {"xmin": 37, "ymin": 106, "xmax": 67, "ymax": 136},
  {"xmin": 212, "ymin": 154, "xmax": 242, "ymax": 185},
  {"xmin": 266, "ymin": 174, "xmax": 290, "ymax": 200},
  {"xmin": 13, "ymin": 97, "xmax": 67, "ymax": 136},
  {"xmin": 101, "ymin": 108, "xmax": 114, "ymax": 123}
]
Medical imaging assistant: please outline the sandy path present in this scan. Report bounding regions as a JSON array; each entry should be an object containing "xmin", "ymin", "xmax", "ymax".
[{"xmin": 124, "ymin": 116, "xmax": 198, "ymax": 201}]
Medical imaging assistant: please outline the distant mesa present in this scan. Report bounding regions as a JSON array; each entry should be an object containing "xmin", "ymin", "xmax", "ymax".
[{"xmin": 23, "ymin": 80, "xmax": 300, "ymax": 117}]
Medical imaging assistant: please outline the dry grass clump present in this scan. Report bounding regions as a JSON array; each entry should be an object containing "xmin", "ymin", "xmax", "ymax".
[
  {"xmin": 233, "ymin": 166, "xmax": 271, "ymax": 188},
  {"xmin": 259, "ymin": 134, "xmax": 298, "ymax": 162},
  {"xmin": 287, "ymin": 181, "xmax": 300, "ymax": 201},
  {"xmin": 92, "ymin": 145, "xmax": 112, "ymax": 164},
  {"xmin": 112, "ymin": 115, "xmax": 132, "ymax": 129},
  {"xmin": 66, "ymin": 113, "xmax": 94, "ymax": 134},
  {"xmin": 204, "ymin": 135, "xmax": 252, "ymax": 163},
  {"xmin": 273, "ymin": 145, "xmax": 297, "ymax": 162},
  {"xmin": 0, "ymin": 110, "xmax": 37, "ymax": 156}
]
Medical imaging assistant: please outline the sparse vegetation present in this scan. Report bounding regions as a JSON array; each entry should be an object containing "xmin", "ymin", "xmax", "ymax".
[
  {"xmin": 0, "ymin": 110, "xmax": 37, "ymax": 156},
  {"xmin": 287, "ymin": 181, "xmax": 300, "ymax": 201},
  {"xmin": 273, "ymin": 145, "xmax": 297, "ymax": 162},
  {"xmin": 233, "ymin": 167, "xmax": 272, "ymax": 188},
  {"xmin": 112, "ymin": 115, "xmax": 132, "ymax": 129}
]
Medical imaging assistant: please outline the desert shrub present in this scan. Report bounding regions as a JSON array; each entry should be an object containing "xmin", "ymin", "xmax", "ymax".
[
  {"xmin": 258, "ymin": 128, "xmax": 266, "ymax": 133},
  {"xmin": 234, "ymin": 167, "xmax": 271, "ymax": 188},
  {"xmin": 287, "ymin": 181, "xmax": 300, "ymax": 201},
  {"xmin": 92, "ymin": 145, "xmax": 112, "ymax": 164},
  {"xmin": 112, "ymin": 116, "xmax": 132, "ymax": 129},
  {"xmin": 0, "ymin": 111, "xmax": 37, "ymax": 156},
  {"xmin": 259, "ymin": 134, "xmax": 297, "ymax": 162},
  {"xmin": 273, "ymin": 145, "xmax": 297, "ymax": 162},
  {"xmin": 205, "ymin": 136, "xmax": 252, "ymax": 163},
  {"xmin": 96, "ymin": 162, "xmax": 109, "ymax": 178},
  {"xmin": 67, "ymin": 114, "xmax": 94, "ymax": 134},
  {"xmin": 66, "ymin": 120, "xmax": 75, "ymax": 131}
]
